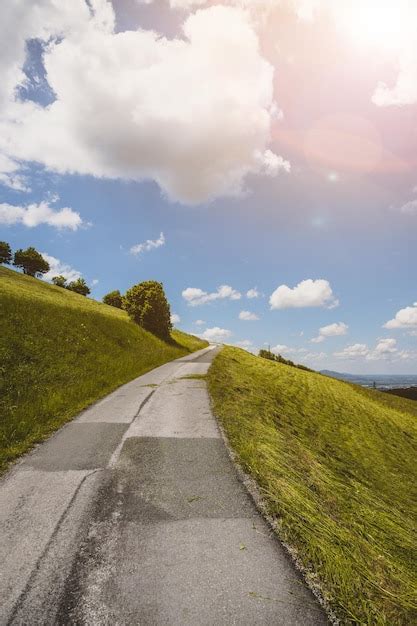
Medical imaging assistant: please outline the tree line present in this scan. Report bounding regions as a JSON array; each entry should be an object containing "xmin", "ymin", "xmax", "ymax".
[
  {"xmin": 258, "ymin": 349, "xmax": 313, "ymax": 372},
  {"xmin": 1, "ymin": 240, "xmax": 172, "ymax": 341},
  {"xmin": 0, "ymin": 241, "xmax": 90, "ymax": 295}
]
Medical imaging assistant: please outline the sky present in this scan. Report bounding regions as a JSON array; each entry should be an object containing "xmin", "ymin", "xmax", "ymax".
[{"xmin": 1, "ymin": 0, "xmax": 417, "ymax": 374}]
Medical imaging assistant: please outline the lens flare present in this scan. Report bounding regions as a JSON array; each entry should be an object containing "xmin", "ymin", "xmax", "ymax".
[{"xmin": 334, "ymin": 0, "xmax": 414, "ymax": 52}]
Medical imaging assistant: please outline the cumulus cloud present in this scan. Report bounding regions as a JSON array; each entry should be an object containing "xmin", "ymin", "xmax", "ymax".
[
  {"xmin": 271, "ymin": 343, "xmax": 325, "ymax": 363},
  {"xmin": 394, "ymin": 198, "xmax": 417, "ymax": 216},
  {"xmin": 198, "ymin": 327, "xmax": 232, "ymax": 342},
  {"xmin": 271, "ymin": 344, "xmax": 307, "ymax": 355},
  {"xmin": 195, "ymin": 319, "xmax": 206, "ymax": 326},
  {"xmin": 239, "ymin": 310, "xmax": 259, "ymax": 320},
  {"xmin": 0, "ymin": 155, "xmax": 30, "ymax": 192},
  {"xmin": 182, "ymin": 284, "xmax": 241, "ymax": 306},
  {"xmin": 311, "ymin": 321, "xmax": 348, "ymax": 343},
  {"xmin": 271, "ymin": 344, "xmax": 292, "ymax": 354},
  {"xmin": 334, "ymin": 338, "xmax": 413, "ymax": 361},
  {"xmin": 171, "ymin": 312, "xmax": 181, "ymax": 324},
  {"xmin": 41, "ymin": 252, "xmax": 82, "ymax": 283},
  {"xmin": 246, "ymin": 287, "xmax": 260, "ymax": 299},
  {"xmin": 0, "ymin": 2, "xmax": 289, "ymax": 204},
  {"xmin": 0, "ymin": 200, "xmax": 83, "ymax": 230},
  {"xmin": 368, "ymin": 338, "xmax": 398, "ymax": 360},
  {"xmin": 384, "ymin": 303, "xmax": 417, "ymax": 329},
  {"xmin": 130, "ymin": 232, "xmax": 165, "ymax": 256},
  {"xmin": 334, "ymin": 343, "xmax": 370, "ymax": 360},
  {"xmin": 270, "ymin": 279, "xmax": 339, "ymax": 310},
  {"xmin": 372, "ymin": 45, "xmax": 417, "ymax": 107},
  {"xmin": 235, "ymin": 339, "xmax": 254, "ymax": 348}
]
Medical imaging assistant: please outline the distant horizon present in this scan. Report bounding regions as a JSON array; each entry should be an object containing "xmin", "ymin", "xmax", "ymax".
[{"xmin": 321, "ymin": 369, "xmax": 417, "ymax": 378}]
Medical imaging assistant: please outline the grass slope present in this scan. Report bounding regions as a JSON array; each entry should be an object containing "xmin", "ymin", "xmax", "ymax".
[
  {"xmin": 0, "ymin": 266, "xmax": 207, "ymax": 473},
  {"xmin": 208, "ymin": 346, "xmax": 417, "ymax": 625}
]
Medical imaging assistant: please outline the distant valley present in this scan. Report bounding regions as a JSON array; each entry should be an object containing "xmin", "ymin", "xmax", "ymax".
[{"xmin": 321, "ymin": 370, "xmax": 417, "ymax": 391}]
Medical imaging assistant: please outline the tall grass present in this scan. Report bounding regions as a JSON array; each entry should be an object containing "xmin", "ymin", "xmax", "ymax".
[
  {"xmin": 208, "ymin": 346, "xmax": 417, "ymax": 625},
  {"xmin": 0, "ymin": 267, "xmax": 207, "ymax": 472}
]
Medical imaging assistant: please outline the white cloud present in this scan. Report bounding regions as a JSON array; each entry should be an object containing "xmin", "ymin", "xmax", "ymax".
[
  {"xmin": 311, "ymin": 321, "xmax": 348, "ymax": 343},
  {"xmin": 0, "ymin": 2, "xmax": 289, "ymax": 205},
  {"xmin": 260, "ymin": 149, "xmax": 291, "ymax": 176},
  {"xmin": 372, "ymin": 45, "xmax": 417, "ymax": 107},
  {"xmin": 236, "ymin": 339, "xmax": 253, "ymax": 348},
  {"xmin": 239, "ymin": 310, "xmax": 259, "ymax": 320},
  {"xmin": 195, "ymin": 319, "xmax": 206, "ymax": 326},
  {"xmin": 130, "ymin": 232, "xmax": 165, "ymax": 256},
  {"xmin": 384, "ymin": 303, "xmax": 417, "ymax": 329},
  {"xmin": 367, "ymin": 338, "xmax": 398, "ymax": 360},
  {"xmin": 0, "ymin": 155, "xmax": 30, "ymax": 192},
  {"xmin": 171, "ymin": 312, "xmax": 181, "ymax": 324},
  {"xmin": 182, "ymin": 284, "xmax": 241, "ymax": 306},
  {"xmin": 271, "ymin": 344, "xmax": 307, "ymax": 355},
  {"xmin": 334, "ymin": 343, "xmax": 369, "ymax": 360},
  {"xmin": 334, "ymin": 338, "xmax": 414, "ymax": 362},
  {"xmin": 41, "ymin": 252, "xmax": 82, "ymax": 283},
  {"xmin": 395, "ymin": 199, "xmax": 417, "ymax": 216},
  {"xmin": 270, "ymin": 279, "xmax": 339, "ymax": 310},
  {"xmin": 198, "ymin": 327, "xmax": 232, "ymax": 342},
  {"xmin": 271, "ymin": 344, "xmax": 291, "ymax": 354},
  {"xmin": 246, "ymin": 287, "xmax": 260, "ymax": 299},
  {"xmin": 91, "ymin": 279, "xmax": 99, "ymax": 286},
  {"xmin": 0, "ymin": 201, "xmax": 83, "ymax": 230}
]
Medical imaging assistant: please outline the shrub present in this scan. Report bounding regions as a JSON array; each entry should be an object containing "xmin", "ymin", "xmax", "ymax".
[
  {"xmin": 103, "ymin": 289, "xmax": 123, "ymax": 308},
  {"xmin": 0, "ymin": 241, "xmax": 12, "ymax": 265},
  {"xmin": 67, "ymin": 277, "xmax": 90, "ymax": 296},
  {"xmin": 13, "ymin": 247, "xmax": 50, "ymax": 277},
  {"xmin": 124, "ymin": 280, "xmax": 172, "ymax": 340},
  {"xmin": 51, "ymin": 275, "xmax": 67, "ymax": 288}
]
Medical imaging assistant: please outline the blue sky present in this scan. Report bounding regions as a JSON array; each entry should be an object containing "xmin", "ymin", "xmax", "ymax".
[{"xmin": 1, "ymin": 0, "xmax": 417, "ymax": 373}]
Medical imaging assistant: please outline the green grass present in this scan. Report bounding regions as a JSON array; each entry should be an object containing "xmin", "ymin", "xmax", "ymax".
[
  {"xmin": 208, "ymin": 346, "xmax": 417, "ymax": 625},
  {"xmin": 0, "ymin": 266, "xmax": 208, "ymax": 473}
]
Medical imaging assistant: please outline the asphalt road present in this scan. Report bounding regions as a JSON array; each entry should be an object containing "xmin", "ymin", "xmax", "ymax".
[{"xmin": 0, "ymin": 345, "xmax": 327, "ymax": 625}]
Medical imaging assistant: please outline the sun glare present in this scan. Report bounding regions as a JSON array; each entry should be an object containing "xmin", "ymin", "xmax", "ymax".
[{"xmin": 335, "ymin": 0, "xmax": 413, "ymax": 52}]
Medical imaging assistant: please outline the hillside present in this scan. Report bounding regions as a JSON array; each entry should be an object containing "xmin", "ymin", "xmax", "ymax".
[
  {"xmin": 208, "ymin": 346, "xmax": 417, "ymax": 625},
  {"xmin": 0, "ymin": 266, "xmax": 207, "ymax": 473}
]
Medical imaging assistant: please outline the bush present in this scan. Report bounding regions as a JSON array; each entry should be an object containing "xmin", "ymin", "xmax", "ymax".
[
  {"xmin": 103, "ymin": 289, "xmax": 123, "ymax": 309},
  {"xmin": 13, "ymin": 247, "xmax": 50, "ymax": 277},
  {"xmin": 67, "ymin": 278, "xmax": 90, "ymax": 296},
  {"xmin": 124, "ymin": 280, "xmax": 172, "ymax": 340},
  {"xmin": 0, "ymin": 242, "xmax": 12, "ymax": 265},
  {"xmin": 51, "ymin": 275, "xmax": 67, "ymax": 288}
]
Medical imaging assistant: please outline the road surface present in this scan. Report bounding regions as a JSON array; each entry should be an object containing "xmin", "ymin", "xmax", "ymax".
[{"xmin": 0, "ymin": 345, "xmax": 327, "ymax": 625}]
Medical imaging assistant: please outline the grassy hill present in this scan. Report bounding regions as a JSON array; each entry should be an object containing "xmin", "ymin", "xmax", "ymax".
[
  {"xmin": 208, "ymin": 346, "xmax": 417, "ymax": 625},
  {"xmin": 0, "ymin": 266, "xmax": 207, "ymax": 473}
]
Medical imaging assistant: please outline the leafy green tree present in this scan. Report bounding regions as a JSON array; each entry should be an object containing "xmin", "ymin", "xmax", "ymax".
[
  {"xmin": 103, "ymin": 289, "xmax": 123, "ymax": 309},
  {"xmin": 67, "ymin": 277, "xmax": 90, "ymax": 296},
  {"xmin": 13, "ymin": 247, "xmax": 50, "ymax": 277},
  {"xmin": 0, "ymin": 241, "xmax": 12, "ymax": 265},
  {"xmin": 51, "ymin": 275, "xmax": 67, "ymax": 288},
  {"xmin": 124, "ymin": 280, "xmax": 172, "ymax": 340}
]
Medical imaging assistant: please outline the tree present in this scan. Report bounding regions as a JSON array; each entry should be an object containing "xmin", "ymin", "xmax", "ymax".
[
  {"xmin": 67, "ymin": 277, "xmax": 90, "ymax": 296},
  {"xmin": 51, "ymin": 275, "xmax": 67, "ymax": 288},
  {"xmin": 13, "ymin": 247, "xmax": 50, "ymax": 277},
  {"xmin": 124, "ymin": 280, "xmax": 172, "ymax": 340},
  {"xmin": 103, "ymin": 289, "xmax": 123, "ymax": 309},
  {"xmin": 0, "ymin": 241, "xmax": 12, "ymax": 265}
]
